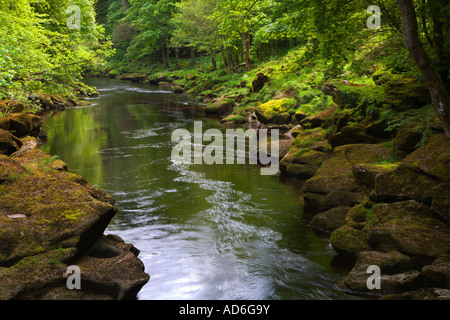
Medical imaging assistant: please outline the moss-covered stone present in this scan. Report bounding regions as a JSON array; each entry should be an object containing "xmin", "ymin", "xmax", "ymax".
[
  {"xmin": 6, "ymin": 113, "xmax": 43, "ymax": 138},
  {"xmin": 431, "ymin": 183, "xmax": 450, "ymax": 224},
  {"xmin": 421, "ymin": 255, "xmax": 450, "ymax": 289},
  {"xmin": 330, "ymin": 225, "xmax": 371, "ymax": 262},
  {"xmin": 0, "ymin": 129, "xmax": 23, "ymax": 156},
  {"xmin": 303, "ymin": 143, "xmax": 391, "ymax": 212},
  {"xmin": 299, "ymin": 104, "xmax": 338, "ymax": 129},
  {"xmin": 374, "ymin": 135, "xmax": 450, "ymax": 204},
  {"xmin": 0, "ymin": 139, "xmax": 118, "ymax": 267},
  {"xmin": 280, "ymin": 127, "xmax": 331, "ymax": 179},
  {"xmin": 364, "ymin": 201, "xmax": 450, "ymax": 259},
  {"xmin": 309, "ymin": 206, "xmax": 350, "ymax": 233},
  {"xmin": 255, "ymin": 98, "xmax": 296, "ymax": 125},
  {"xmin": 205, "ymin": 98, "xmax": 235, "ymax": 116}
]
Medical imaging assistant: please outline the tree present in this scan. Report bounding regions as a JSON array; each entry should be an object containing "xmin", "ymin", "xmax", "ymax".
[
  {"xmin": 213, "ymin": 0, "xmax": 273, "ymax": 71},
  {"xmin": 171, "ymin": 0, "xmax": 221, "ymax": 69},
  {"xmin": 0, "ymin": 0, "xmax": 111, "ymax": 100},
  {"xmin": 397, "ymin": 0, "xmax": 450, "ymax": 137},
  {"xmin": 124, "ymin": 0, "xmax": 179, "ymax": 69}
]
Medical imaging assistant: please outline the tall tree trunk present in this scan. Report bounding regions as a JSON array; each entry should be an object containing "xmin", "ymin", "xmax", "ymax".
[
  {"xmin": 161, "ymin": 41, "xmax": 169, "ymax": 69},
  {"xmin": 211, "ymin": 55, "xmax": 217, "ymax": 70},
  {"xmin": 241, "ymin": 31, "xmax": 252, "ymax": 71},
  {"xmin": 397, "ymin": 0, "xmax": 450, "ymax": 137},
  {"xmin": 175, "ymin": 48, "xmax": 180, "ymax": 64},
  {"xmin": 190, "ymin": 47, "xmax": 196, "ymax": 66}
]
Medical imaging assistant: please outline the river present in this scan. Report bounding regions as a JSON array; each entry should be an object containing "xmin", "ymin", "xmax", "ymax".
[{"xmin": 41, "ymin": 78, "xmax": 357, "ymax": 300}]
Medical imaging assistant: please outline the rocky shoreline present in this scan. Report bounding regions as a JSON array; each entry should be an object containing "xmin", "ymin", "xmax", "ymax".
[
  {"xmin": 0, "ymin": 96, "xmax": 150, "ymax": 300},
  {"xmin": 121, "ymin": 72, "xmax": 449, "ymax": 300}
]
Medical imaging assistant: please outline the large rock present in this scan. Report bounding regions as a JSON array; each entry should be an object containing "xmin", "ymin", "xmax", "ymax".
[
  {"xmin": 330, "ymin": 124, "xmax": 383, "ymax": 148},
  {"xmin": 0, "ymin": 139, "xmax": 149, "ymax": 299},
  {"xmin": 309, "ymin": 206, "xmax": 350, "ymax": 233},
  {"xmin": 343, "ymin": 251, "xmax": 423, "ymax": 296},
  {"xmin": 280, "ymin": 127, "xmax": 331, "ymax": 179},
  {"xmin": 422, "ymin": 255, "xmax": 450, "ymax": 289},
  {"xmin": 255, "ymin": 98, "xmax": 296, "ymax": 125},
  {"xmin": 303, "ymin": 143, "xmax": 391, "ymax": 212},
  {"xmin": 0, "ymin": 129, "xmax": 22, "ymax": 156},
  {"xmin": 373, "ymin": 134, "xmax": 450, "ymax": 210},
  {"xmin": 252, "ymin": 73, "xmax": 269, "ymax": 93},
  {"xmin": 364, "ymin": 201, "xmax": 450, "ymax": 260},
  {"xmin": 299, "ymin": 104, "xmax": 338, "ymax": 129},
  {"xmin": 393, "ymin": 122, "xmax": 425, "ymax": 156},
  {"xmin": 330, "ymin": 225, "xmax": 371, "ymax": 261},
  {"xmin": 7, "ymin": 113, "xmax": 43, "ymax": 137},
  {"xmin": 205, "ymin": 98, "xmax": 235, "ymax": 116}
]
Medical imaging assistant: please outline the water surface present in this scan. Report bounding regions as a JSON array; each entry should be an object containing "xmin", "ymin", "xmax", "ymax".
[{"xmin": 41, "ymin": 78, "xmax": 356, "ymax": 300}]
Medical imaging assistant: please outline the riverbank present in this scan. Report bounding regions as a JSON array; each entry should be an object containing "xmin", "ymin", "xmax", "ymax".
[
  {"xmin": 102, "ymin": 46, "xmax": 450, "ymax": 299},
  {"xmin": 0, "ymin": 94, "xmax": 150, "ymax": 299}
]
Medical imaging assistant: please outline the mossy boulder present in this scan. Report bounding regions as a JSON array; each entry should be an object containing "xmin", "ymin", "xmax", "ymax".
[
  {"xmin": 364, "ymin": 201, "xmax": 450, "ymax": 259},
  {"xmin": 383, "ymin": 75, "xmax": 431, "ymax": 109},
  {"xmin": 252, "ymin": 73, "xmax": 269, "ymax": 93},
  {"xmin": 0, "ymin": 235, "xmax": 149, "ymax": 300},
  {"xmin": 171, "ymin": 84, "xmax": 184, "ymax": 94},
  {"xmin": 280, "ymin": 127, "xmax": 331, "ymax": 179},
  {"xmin": 303, "ymin": 143, "xmax": 391, "ymax": 212},
  {"xmin": 394, "ymin": 123, "xmax": 424, "ymax": 157},
  {"xmin": 116, "ymin": 73, "xmax": 147, "ymax": 83},
  {"xmin": 431, "ymin": 183, "xmax": 450, "ymax": 224},
  {"xmin": 353, "ymin": 163, "xmax": 399, "ymax": 190},
  {"xmin": 0, "ymin": 129, "xmax": 22, "ymax": 156},
  {"xmin": 220, "ymin": 114, "xmax": 246, "ymax": 126},
  {"xmin": 330, "ymin": 124, "xmax": 384, "ymax": 148},
  {"xmin": 0, "ymin": 100, "xmax": 25, "ymax": 114},
  {"xmin": 330, "ymin": 225, "xmax": 371, "ymax": 261},
  {"xmin": 345, "ymin": 250, "xmax": 422, "ymax": 296},
  {"xmin": 299, "ymin": 104, "xmax": 338, "ymax": 129},
  {"xmin": 205, "ymin": 98, "xmax": 235, "ymax": 116},
  {"xmin": 0, "ymin": 148, "xmax": 117, "ymax": 267},
  {"xmin": 422, "ymin": 255, "xmax": 450, "ymax": 289},
  {"xmin": 309, "ymin": 206, "xmax": 350, "ymax": 233},
  {"xmin": 255, "ymin": 98, "xmax": 296, "ymax": 125},
  {"xmin": 7, "ymin": 113, "xmax": 43, "ymax": 138},
  {"xmin": 374, "ymin": 134, "xmax": 450, "ymax": 205},
  {"xmin": 321, "ymin": 80, "xmax": 387, "ymax": 116},
  {"xmin": 0, "ymin": 139, "xmax": 149, "ymax": 299}
]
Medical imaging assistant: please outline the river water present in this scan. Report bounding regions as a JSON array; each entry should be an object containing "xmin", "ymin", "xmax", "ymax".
[{"xmin": 41, "ymin": 78, "xmax": 356, "ymax": 300}]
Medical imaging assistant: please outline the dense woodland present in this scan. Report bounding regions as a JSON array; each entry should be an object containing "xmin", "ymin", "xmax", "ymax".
[{"xmin": 0, "ymin": 0, "xmax": 449, "ymax": 136}]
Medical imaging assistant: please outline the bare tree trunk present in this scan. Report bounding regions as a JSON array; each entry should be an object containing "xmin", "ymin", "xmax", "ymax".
[
  {"xmin": 241, "ymin": 31, "xmax": 252, "ymax": 71},
  {"xmin": 175, "ymin": 48, "xmax": 180, "ymax": 64},
  {"xmin": 211, "ymin": 55, "xmax": 217, "ymax": 70},
  {"xmin": 397, "ymin": 0, "xmax": 450, "ymax": 137},
  {"xmin": 161, "ymin": 41, "xmax": 169, "ymax": 69}
]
